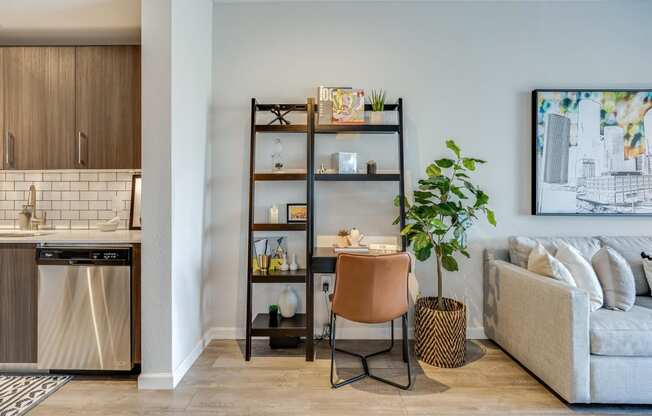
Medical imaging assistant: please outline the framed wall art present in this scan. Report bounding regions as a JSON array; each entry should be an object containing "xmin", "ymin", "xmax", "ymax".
[
  {"xmin": 286, "ymin": 203, "xmax": 307, "ymax": 223},
  {"xmin": 533, "ymin": 89, "xmax": 652, "ymax": 215}
]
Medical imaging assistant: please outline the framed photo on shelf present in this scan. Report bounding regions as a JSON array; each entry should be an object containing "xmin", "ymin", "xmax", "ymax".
[
  {"xmin": 533, "ymin": 89, "xmax": 652, "ymax": 216},
  {"xmin": 286, "ymin": 203, "xmax": 307, "ymax": 223}
]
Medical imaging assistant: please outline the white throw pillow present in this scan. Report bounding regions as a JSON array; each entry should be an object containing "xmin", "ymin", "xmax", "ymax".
[
  {"xmin": 591, "ymin": 246, "xmax": 636, "ymax": 311},
  {"xmin": 527, "ymin": 244, "xmax": 576, "ymax": 287},
  {"xmin": 555, "ymin": 242, "xmax": 603, "ymax": 311}
]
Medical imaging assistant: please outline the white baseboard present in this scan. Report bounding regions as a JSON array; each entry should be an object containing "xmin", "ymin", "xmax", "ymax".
[
  {"xmin": 204, "ymin": 326, "xmax": 487, "ymax": 341},
  {"xmin": 139, "ymin": 329, "xmax": 214, "ymax": 390}
]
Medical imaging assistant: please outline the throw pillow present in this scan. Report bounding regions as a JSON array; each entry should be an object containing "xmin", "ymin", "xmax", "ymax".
[
  {"xmin": 527, "ymin": 244, "xmax": 576, "ymax": 287},
  {"xmin": 591, "ymin": 247, "xmax": 636, "ymax": 311},
  {"xmin": 556, "ymin": 242, "xmax": 604, "ymax": 311}
]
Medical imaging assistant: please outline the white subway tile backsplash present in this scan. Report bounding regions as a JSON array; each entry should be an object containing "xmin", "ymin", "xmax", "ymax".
[
  {"xmin": 0, "ymin": 169, "xmax": 140, "ymax": 229},
  {"xmin": 61, "ymin": 172, "xmax": 80, "ymax": 181},
  {"xmin": 89, "ymin": 182, "xmax": 107, "ymax": 191},
  {"xmin": 99, "ymin": 172, "xmax": 116, "ymax": 181},
  {"xmin": 79, "ymin": 173, "xmax": 98, "ymax": 181},
  {"xmin": 61, "ymin": 191, "xmax": 80, "ymax": 201},
  {"xmin": 43, "ymin": 173, "xmax": 61, "ymax": 181}
]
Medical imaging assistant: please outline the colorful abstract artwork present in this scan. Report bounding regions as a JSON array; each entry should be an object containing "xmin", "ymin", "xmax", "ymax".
[{"xmin": 533, "ymin": 90, "xmax": 652, "ymax": 215}]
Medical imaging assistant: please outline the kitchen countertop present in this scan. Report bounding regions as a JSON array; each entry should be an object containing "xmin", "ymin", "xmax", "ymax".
[{"xmin": 0, "ymin": 229, "xmax": 141, "ymax": 244}]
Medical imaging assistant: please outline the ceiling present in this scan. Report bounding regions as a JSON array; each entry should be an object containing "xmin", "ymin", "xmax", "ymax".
[{"xmin": 0, "ymin": 0, "xmax": 141, "ymax": 45}]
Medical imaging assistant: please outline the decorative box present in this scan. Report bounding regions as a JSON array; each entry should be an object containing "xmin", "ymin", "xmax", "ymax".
[{"xmin": 331, "ymin": 152, "xmax": 358, "ymax": 174}]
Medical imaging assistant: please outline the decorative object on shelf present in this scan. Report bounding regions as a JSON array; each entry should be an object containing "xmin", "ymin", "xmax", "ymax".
[
  {"xmin": 252, "ymin": 236, "xmax": 287, "ymax": 271},
  {"xmin": 289, "ymin": 253, "xmax": 299, "ymax": 271},
  {"xmin": 347, "ymin": 227, "xmax": 365, "ymax": 247},
  {"xmin": 533, "ymin": 89, "xmax": 652, "ymax": 216},
  {"xmin": 278, "ymin": 285, "xmax": 299, "ymax": 318},
  {"xmin": 279, "ymin": 253, "xmax": 289, "ymax": 271},
  {"xmin": 268, "ymin": 104, "xmax": 292, "ymax": 125},
  {"xmin": 369, "ymin": 89, "xmax": 386, "ymax": 124},
  {"xmin": 271, "ymin": 138, "xmax": 284, "ymax": 172},
  {"xmin": 367, "ymin": 160, "xmax": 377, "ymax": 174},
  {"xmin": 336, "ymin": 229, "xmax": 349, "ymax": 248},
  {"xmin": 318, "ymin": 86, "xmax": 349, "ymax": 125},
  {"xmin": 269, "ymin": 204, "xmax": 279, "ymax": 224},
  {"xmin": 287, "ymin": 203, "xmax": 307, "ymax": 223},
  {"xmin": 398, "ymin": 139, "xmax": 496, "ymax": 368},
  {"xmin": 332, "ymin": 88, "xmax": 365, "ymax": 124},
  {"xmin": 268, "ymin": 305, "xmax": 279, "ymax": 327},
  {"xmin": 129, "ymin": 174, "xmax": 142, "ymax": 230},
  {"xmin": 332, "ymin": 152, "xmax": 358, "ymax": 173},
  {"xmin": 318, "ymin": 163, "xmax": 327, "ymax": 174},
  {"xmin": 257, "ymin": 254, "xmax": 270, "ymax": 272}
]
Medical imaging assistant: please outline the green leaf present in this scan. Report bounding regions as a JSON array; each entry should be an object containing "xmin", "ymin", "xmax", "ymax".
[
  {"xmin": 430, "ymin": 218, "xmax": 446, "ymax": 229},
  {"xmin": 435, "ymin": 158, "xmax": 454, "ymax": 168},
  {"xmin": 455, "ymin": 172, "xmax": 470, "ymax": 179},
  {"xmin": 413, "ymin": 232, "xmax": 431, "ymax": 251},
  {"xmin": 486, "ymin": 208, "xmax": 496, "ymax": 226},
  {"xmin": 462, "ymin": 158, "xmax": 476, "ymax": 171},
  {"xmin": 400, "ymin": 224, "xmax": 414, "ymax": 236},
  {"xmin": 460, "ymin": 249, "xmax": 471, "ymax": 258},
  {"xmin": 451, "ymin": 186, "xmax": 467, "ymax": 199},
  {"xmin": 426, "ymin": 164, "xmax": 442, "ymax": 177},
  {"xmin": 414, "ymin": 246, "xmax": 432, "ymax": 261},
  {"xmin": 474, "ymin": 190, "xmax": 489, "ymax": 207},
  {"xmin": 445, "ymin": 139, "xmax": 461, "ymax": 158},
  {"xmin": 441, "ymin": 255, "xmax": 458, "ymax": 271}
]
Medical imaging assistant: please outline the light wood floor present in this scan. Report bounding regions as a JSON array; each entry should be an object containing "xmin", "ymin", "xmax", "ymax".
[{"xmin": 31, "ymin": 339, "xmax": 652, "ymax": 415}]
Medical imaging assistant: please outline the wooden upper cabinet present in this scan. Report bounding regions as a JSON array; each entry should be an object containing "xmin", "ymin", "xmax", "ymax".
[
  {"xmin": 76, "ymin": 46, "xmax": 141, "ymax": 169},
  {"xmin": 2, "ymin": 47, "xmax": 76, "ymax": 169}
]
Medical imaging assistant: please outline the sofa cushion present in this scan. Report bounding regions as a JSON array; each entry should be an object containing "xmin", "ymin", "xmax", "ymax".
[
  {"xmin": 527, "ymin": 244, "xmax": 576, "ymax": 286},
  {"xmin": 592, "ymin": 247, "xmax": 636, "ymax": 311},
  {"xmin": 508, "ymin": 236, "xmax": 601, "ymax": 269},
  {"xmin": 635, "ymin": 296, "xmax": 652, "ymax": 310},
  {"xmin": 556, "ymin": 242, "xmax": 603, "ymax": 311},
  {"xmin": 590, "ymin": 305, "xmax": 652, "ymax": 356},
  {"xmin": 599, "ymin": 236, "xmax": 652, "ymax": 295}
]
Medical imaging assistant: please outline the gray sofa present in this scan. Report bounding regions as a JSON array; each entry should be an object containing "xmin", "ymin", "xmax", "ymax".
[{"xmin": 484, "ymin": 236, "xmax": 652, "ymax": 404}]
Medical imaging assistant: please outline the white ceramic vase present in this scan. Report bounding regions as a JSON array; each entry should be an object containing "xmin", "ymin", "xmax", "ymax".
[
  {"xmin": 278, "ymin": 286, "xmax": 298, "ymax": 318},
  {"xmin": 369, "ymin": 112, "xmax": 384, "ymax": 124}
]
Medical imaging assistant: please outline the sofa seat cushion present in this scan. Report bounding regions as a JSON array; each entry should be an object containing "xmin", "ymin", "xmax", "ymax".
[
  {"xmin": 508, "ymin": 236, "xmax": 601, "ymax": 269},
  {"xmin": 590, "ymin": 305, "xmax": 652, "ymax": 356},
  {"xmin": 599, "ymin": 236, "xmax": 652, "ymax": 295},
  {"xmin": 635, "ymin": 296, "xmax": 652, "ymax": 310}
]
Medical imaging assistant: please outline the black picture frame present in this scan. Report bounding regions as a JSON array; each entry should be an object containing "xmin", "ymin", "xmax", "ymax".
[
  {"xmin": 532, "ymin": 89, "xmax": 652, "ymax": 216},
  {"xmin": 286, "ymin": 203, "xmax": 307, "ymax": 223}
]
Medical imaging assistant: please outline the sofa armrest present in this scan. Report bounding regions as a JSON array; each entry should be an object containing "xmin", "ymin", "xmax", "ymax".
[{"xmin": 484, "ymin": 258, "xmax": 590, "ymax": 403}]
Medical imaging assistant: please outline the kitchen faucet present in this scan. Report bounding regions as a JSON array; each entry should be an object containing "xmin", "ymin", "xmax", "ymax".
[{"xmin": 26, "ymin": 184, "xmax": 46, "ymax": 230}]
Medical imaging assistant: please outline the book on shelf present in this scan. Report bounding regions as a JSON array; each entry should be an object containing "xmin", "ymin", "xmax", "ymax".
[
  {"xmin": 332, "ymin": 89, "xmax": 365, "ymax": 124},
  {"xmin": 333, "ymin": 245, "xmax": 369, "ymax": 253},
  {"xmin": 318, "ymin": 86, "xmax": 350, "ymax": 125}
]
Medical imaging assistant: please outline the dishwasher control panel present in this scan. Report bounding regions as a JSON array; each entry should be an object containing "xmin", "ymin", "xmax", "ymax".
[{"xmin": 37, "ymin": 247, "xmax": 131, "ymax": 265}]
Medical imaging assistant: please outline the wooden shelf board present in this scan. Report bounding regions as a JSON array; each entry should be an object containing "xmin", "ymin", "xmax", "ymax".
[
  {"xmin": 254, "ymin": 173, "xmax": 307, "ymax": 181},
  {"xmin": 251, "ymin": 313, "xmax": 307, "ymax": 337},
  {"xmin": 314, "ymin": 173, "xmax": 400, "ymax": 181},
  {"xmin": 315, "ymin": 124, "xmax": 399, "ymax": 134},
  {"xmin": 255, "ymin": 124, "xmax": 307, "ymax": 133},
  {"xmin": 252, "ymin": 223, "xmax": 306, "ymax": 231},
  {"xmin": 252, "ymin": 269, "xmax": 306, "ymax": 283}
]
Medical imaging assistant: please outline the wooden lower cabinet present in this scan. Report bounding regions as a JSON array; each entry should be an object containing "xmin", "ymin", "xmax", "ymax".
[{"xmin": 0, "ymin": 244, "xmax": 37, "ymax": 363}]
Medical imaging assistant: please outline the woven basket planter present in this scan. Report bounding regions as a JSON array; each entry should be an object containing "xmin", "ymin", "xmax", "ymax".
[{"xmin": 415, "ymin": 297, "xmax": 466, "ymax": 368}]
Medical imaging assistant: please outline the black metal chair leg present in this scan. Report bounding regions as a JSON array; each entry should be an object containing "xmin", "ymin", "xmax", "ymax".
[{"xmin": 329, "ymin": 314, "xmax": 413, "ymax": 390}]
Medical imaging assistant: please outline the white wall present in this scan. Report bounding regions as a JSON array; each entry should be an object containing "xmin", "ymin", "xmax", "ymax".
[
  {"xmin": 140, "ymin": 0, "xmax": 212, "ymax": 390},
  {"xmin": 209, "ymin": 0, "xmax": 652, "ymax": 339}
]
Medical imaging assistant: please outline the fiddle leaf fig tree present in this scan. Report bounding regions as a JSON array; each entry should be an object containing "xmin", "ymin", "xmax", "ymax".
[{"xmin": 394, "ymin": 139, "xmax": 495, "ymax": 309}]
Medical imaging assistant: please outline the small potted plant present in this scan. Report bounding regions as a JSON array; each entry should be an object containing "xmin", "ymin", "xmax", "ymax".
[
  {"xmin": 396, "ymin": 139, "xmax": 495, "ymax": 368},
  {"xmin": 369, "ymin": 89, "xmax": 385, "ymax": 124},
  {"xmin": 336, "ymin": 229, "xmax": 349, "ymax": 248},
  {"xmin": 268, "ymin": 304, "xmax": 279, "ymax": 327}
]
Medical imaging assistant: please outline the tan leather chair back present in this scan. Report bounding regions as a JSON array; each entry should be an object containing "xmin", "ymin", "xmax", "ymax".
[{"xmin": 332, "ymin": 253, "xmax": 411, "ymax": 324}]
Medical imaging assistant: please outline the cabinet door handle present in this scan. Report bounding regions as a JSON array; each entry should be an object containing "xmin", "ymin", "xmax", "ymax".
[
  {"xmin": 5, "ymin": 131, "xmax": 13, "ymax": 168},
  {"xmin": 77, "ymin": 131, "xmax": 85, "ymax": 166}
]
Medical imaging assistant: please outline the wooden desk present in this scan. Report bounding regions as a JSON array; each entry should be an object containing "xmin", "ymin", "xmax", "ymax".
[{"xmin": 311, "ymin": 247, "xmax": 400, "ymax": 273}]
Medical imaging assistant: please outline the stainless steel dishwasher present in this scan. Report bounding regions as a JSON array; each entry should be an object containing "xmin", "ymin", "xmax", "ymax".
[{"xmin": 37, "ymin": 246, "xmax": 132, "ymax": 371}]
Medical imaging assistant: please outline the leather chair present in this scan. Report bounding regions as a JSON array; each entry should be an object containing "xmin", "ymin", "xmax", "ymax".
[{"xmin": 329, "ymin": 252, "xmax": 412, "ymax": 390}]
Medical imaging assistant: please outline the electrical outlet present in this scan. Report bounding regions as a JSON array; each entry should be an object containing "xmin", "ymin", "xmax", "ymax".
[{"xmin": 320, "ymin": 275, "xmax": 331, "ymax": 292}]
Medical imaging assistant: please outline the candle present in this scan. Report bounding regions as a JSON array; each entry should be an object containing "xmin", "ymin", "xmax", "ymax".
[{"xmin": 269, "ymin": 205, "xmax": 279, "ymax": 224}]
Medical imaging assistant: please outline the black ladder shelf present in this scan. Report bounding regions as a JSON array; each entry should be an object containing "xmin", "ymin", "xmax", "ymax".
[{"xmin": 246, "ymin": 98, "xmax": 406, "ymax": 361}]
